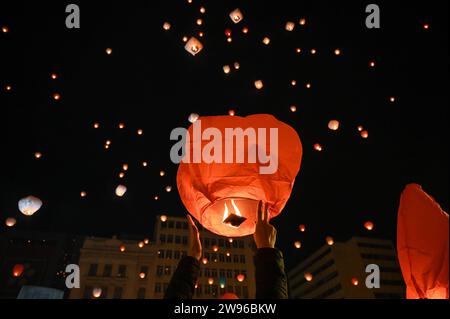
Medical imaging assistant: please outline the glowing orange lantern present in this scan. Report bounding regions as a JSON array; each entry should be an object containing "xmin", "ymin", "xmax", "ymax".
[
  {"xmin": 228, "ymin": 109, "xmax": 236, "ymax": 116},
  {"xmin": 294, "ymin": 241, "xmax": 302, "ymax": 249},
  {"xmin": 285, "ymin": 22, "xmax": 295, "ymax": 31},
  {"xmin": 361, "ymin": 130, "xmax": 369, "ymax": 139},
  {"xmin": 313, "ymin": 143, "xmax": 323, "ymax": 152},
  {"xmin": 2, "ymin": 26, "xmax": 9, "ymax": 33},
  {"xmin": 305, "ymin": 273, "xmax": 313, "ymax": 282},
  {"xmin": 328, "ymin": 120, "xmax": 340, "ymax": 131},
  {"xmin": 299, "ymin": 18, "xmax": 306, "ymax": 26},
  {"xmin": 13, "ymin": 264, "xmax": 24, "ymax": 277},
  {"xmin": 364, "ymin": 221, "xmax": 374, "ymax": 231},
  {"xmin": 326, "ymin": 236, "xmax": 334, "ymax": 246},
  {"xmin": 6, "ymin": 217, "xmax": 16, "ymax": 227},
  {"xmin": 177, "ymin": 114, "xmax": 302, "ymax": 237},
  {"xmin": 224, "ymin": 29, "xmax": 232, "ymax": 37},
  {"xmin": 254, "ymin": 80, "xmax": 264, "ymax": 90},
  {"xmin": 208, "ymin": 278, "xmax": 214, "ymax": 285},
  {"xmin": 212, "ymin": 245, "xmax": 219, "ymax": 252},
  {"xmin": 397, "ymin": 184, "xmax": 449, "ymax": 299},
  {"xmin": 106, "ymin": 48, "xmax": 112, "ymax": 55},
  {"xmin": 18, "ymin": 196, "xmax": 42, "ymax": 216},
  {"xmin": 223, "ymin": 65, "xmax": 231, "ymax": 74},
  {"xmin": 34, "ymin": 152, "xmax": 42, "ymax": 159},
  {"xmin": 262, "ymin": 37, "xmax": 271, "ymax": 45},
  {"xmin": 119, "ymin": 245, "xmax": 126, "ymax": 252},
  {"xmin": 144, "ymin": 238, "xmax": 149, "ymax": 245},
  {"xmin": 290, "ymin": 105, "xmax": 297, "ymax": 113},
  {"xmin": 115, "ymin": 185, "xmax": 127, "ymax": 197},
  {"xmin": 221, "ymin": 293, "xmax": 239, "ymax": 299},
  {"xmin": 299, "ymin": 224, "xmax": 306, "ymax": 232},
  {"xmin": 163, "ymin": 22, "xmax": 171, "ymax": 31},
  {"xmin": 160, "ymin": 215, "xmax": 168, "ymax": 222},
  {"xmin": 351, "ymin": 278, "xmax": 359, "ymax": 286},
  {"xmin": 188, "ymin": 113, "xmax": 200, "ymax": 123},
  {"xmin": 92, "ymin": 287, "xmax": 102, "ymax": 298},
  {"xmin": 229, "ymin": 9, "xmax": 243, "ymax": 24},
  {"xmin": 237, "ymin": 274, "xmax": 245, "ymax": 282},
  {"xmin": 165, "ymin": 186, "xmax": 172, "ymax": 193},
  {"xmin": 139, "ymin": 272, "xmax": 146, "ymax": 279},
  {"xmin": 202, "ymin": 257, "xmax": 208, "ymax": 265},
  {"xmin": 138, "ymin": 241, "xmax": 144, "ymax": 248},
  {"xmin": 185, "ymin": 37, "xmax": 203, "ymax": 56}
]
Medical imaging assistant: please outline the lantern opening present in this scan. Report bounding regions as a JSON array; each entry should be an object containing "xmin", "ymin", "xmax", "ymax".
[{"xmin": 222, "ymin": 200, "xmax": 247, "ymax": 228}]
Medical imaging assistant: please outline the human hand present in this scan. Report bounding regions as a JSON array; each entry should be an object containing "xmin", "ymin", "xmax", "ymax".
[
  {"xmin": 253, "ymin": 201, "xmax": 277, "ymax": 249},
  {"xmin": 187, "ymin": 214, "xmax": 202, "ymax": 260}
]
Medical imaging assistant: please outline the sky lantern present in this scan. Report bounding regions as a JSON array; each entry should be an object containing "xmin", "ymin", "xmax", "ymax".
[
  {"xmin": 93, "ymin": 122, "xmax": 100, "ymax": 129},
  {"xmin": 351, "ymin": 278, "xmax": 359, "ymax": 286},
  {"xmin": 119, "ymin": 172, "xmax": 125, "ymax": 178},
  {"xmin": 115, "ymin": 185, "xmax": 127, "ymax": 197},
  {"xmin": 208, "ymin": 278, "xmax": 214, "ymax": 285},
  {"xmin": 144, "ymin": 238, "xmax": 149, "ymax": 245},
  {"xmin": 285, "ymin": 21, "xmax": 295, "ymax": 31},
  {"xmin": 334, "ymin": 49, "xmax": 341, "ymax": 56},
  {"xmin": 305, "ymin": 273, "xmax": 313, "ymax": 282},
  {"xmin": 290, "ymin": 105, "xmax": 297, "ymax": 113},
  {"xmin": 6, "ymin": 217, "xmax": 17, "ymax": 227},
  {"xmin": 228, "ymin": 109, "xmax": 235, "ymax": 116},
  {"xmin": 177, "ymin": 114, "xmax": 303, "ymax": 237},
  {"xmin": 80, "ymin": 191, "xmax": 87, "ymax": 198},
  {"xmin": 200, "ymin": 7, "xmax": 206, "ymax": 14},
  {"xmin": 119, "ymin": 123, "xmax": 125, "ymax": 129},
  {"xmin": 160, "ymin": 215, "xmax": 168, "ymax": 222},
  {"xmin": 294, "ymin": 241, "xmax": 302, "ymax": 249},
  {"xmin": 306, "ymin": 83, "xmax": 312, "ymax": 89},
  {"xmin": 202, "ymin": 257, "xmax": 208, "ymax": 265},
  {"xmin": 361, "ymin": 130, "xmax": 369, "ymax": 139},
  {"xmin": 369, "ymin": 61, "xmax": 376, "ymax": 68},
  {"xmin": 51, "ymin": 73, "xmax": 58, "ymax": 80},
  {"xmin": 106, "ymin": 48, "xmax": 112, "ymax": 55},
  {"xmin": 122, "ymin": 164, "xmax": 129, "ymax": 171},
  {"xmin": 196, "ymin": 18, "xmax": 203, "ymax": 26},
  {"xmin": 299, "ymin": 224, "xmax": 306, "ymax": 232},
  {"xmin": 34, "ymin": 152, "xmax": 42, "ymax": 159},
  {"xmin": 397, "ymin": 184, "xmax": 449, "ymax": 299},
  {"xmin": 423, "ymin": 24, "xmax": 430, "ymax": 30},
  {"xmin": 295, "ymin": 48, "xmax": 302, "ymax": 54},
  {"xmin": 310, "ymin": 49, "xmax": 317, "ymax": 55},
  {"xmin": 254, "ymin": 80, "xmax": 264, "ymax": 90},
  {"xmin": 138, "ymin": 241, "xmax": 144, "ymax": 248},
  {"xmin": 182, "ymin": 36, "xmax": 188, "ymax": 42},
  {"xmin": 291, "ymin": 80, "xmax": 297, "ymax": 86},
  {"xmin": 2, "ymin": 26, "xmax": 9, "ymax": 33},
  {"xmin": 12, "ymin": 264, "xmax": 24, "ymax": 277},
  {"xmin": 223, "ymin": 65, "xmax": 231, "ymax": 74},
  {"xmin": 357, "ymin": 125, "xmax": 364, "ymax": 132},
  {"xmin": 262, "ymin": 37, "xmax": 271, "ymax": 45},
  {"xmin": 224, "ymin": 29, "xmax": 232, "ymax": 37},
  {"xmin": 188, "ymin": 113, "xmax": 200, "ymax": 123},
  {"xmin": 390, "ymin": 96, "xmax": 396, "ymax": 103},
  {"xmin": 119, "ymin": 245, "xmax": 126, "ymax": 252},
  {"xmin": 364, "ymin": 221, "xmax": 374, "ymax": 231},
  {"xmin": 185, "ymin": 37, "xmax": 203, "ymax": 56},
  {"xmin": 92, "ymin": 287, "xmax": 102, "ymax": 298},
  {"xmin": 242, "ymin": 27, "xmax": 249, "ymax": 34},
  {"xmin": 137, "ymin": 129, "xmax": 143, "ymax": 135},
  {"xmin": 165, "ymin": 186, "xmax": 172, "ymax": 192},
  {"xmin": 299, "ymin": 18, "xmax": 306, "ymax": 26},
  {"xmin": 233, "ymin": 62, "xmax": 240, "ymax": 70},
  {"xmin": 52, "ymin": 93, "xmax": 61, "ymax": 101},
  {"xmin": 139, "ymin": 272, "xmax": 146, "ymax": 279},
  {"xmin": 229, "ymin": 8, "xmax": 243, "ymax": 24},
  {"xmin": 326, "ymin": 236, "xmax": 334, "ymax": 246},
  {"xmin": 313, "ymin": 143, "xmax": 323, "ymax": 152},
  {"xmin": 328, "ymin": 120, "xmax": 340, "ymax": 131},
  {"xmin": 18, "ymin": 195, "xmax": 43, "ymax": 216},
  {"xmin": 159, "ymin": 170, "xmax": 166, "ymax": 177},
  {"xmin": 212, "ymin": 245, "xmax": 219, "ymax": 252},
  {"xmin": 237, "ymin": 274, "xmax": 245, "ymax": 282}
]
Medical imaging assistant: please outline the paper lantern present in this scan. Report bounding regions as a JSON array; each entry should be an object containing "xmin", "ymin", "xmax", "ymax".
[
  {"xmin": 165, "ymin": 186, "xmax": 172, "ymax": 193},
  {"xmin": 326, "ymin": 236, "xmax": 334, "ymax": 246},
  {"xmin": 34, "ymin": 152, "xmax": 42, "ymax": 159},
  {"xmin": 6, "ymin": 217, "xmax": 16, "ymax": 227},
  {"xmin": 357, "ymin": 126, "xmax": 364, "ymax": 132},
  {"xmin": 237, "ymin": 274, "xmax": 245, "ymax": 282},
  {"xmin": 138, "ymin": 241, "xmax": 144, "ymax": 248},
  {"xmin": 364, "ymin": 221, "xmax": 374, "ymax": 231},
  {"xmin": 177, "ymin": 114, "xmax": 303, "ymax": 237},
  {"xmin": 202, "ymin": 257, "xmax": 208, "ymax": 265},
  {"xmin": 328, "ymin": 120, "xmax": 340, "ymax": 131},
  {"xmin": 119, "ymin": 245, "xmax": 126, "ymax": 252},
  {"xmin": 18, "ymin": 196, "xmax": 43, "ymax": 216},
  {"xmin": 361, "ymin": 130, "xmax": 369, "ymax": 139},
  {"xmin": 80, "ymin": 191, "xmax": 87, "ymax": 198},
  {"xmin": 208, "ymin": 278, "xmax": 214, "ymax": 285},
  {"xmin": 299, "ymin": 224, "xmax": 306, "ymax": 232},
  {"xmin": 233, "ymin": 62, "xmax": 240, "ymax": 70},
  {"xmin": 12, "ymin": 264, "xmax": 24, "ymax": 277},
  {"xmin": 159, "ymin": 170, "xmax": 166, "ymax": 177},
  {"xmin": 351, "ymin": 278, "xmax": 359, "ymax": 286},
  {"xmin": 196, "ymin": 19, "xmax": 203, "ymax": 26},
  {"xmin": 299, "ymin": 18, "xmax": 306, "ymax": 26},
  {"xmin": 223, "ymin": 65, "xmax": 231, "ymax": 74},
  {"xmin": 285, "ymin": 22, "xmax": 295, "ymax": 31},
  {"xmin": 229, "ymin": 8, "xmax": 243, "ymax": 24},
  {"xmin": 137, "ymin": 129, "xmax": 143, "ymax": 136},
  {"xmin": 262, "ymin": 37, "xmax": 271, "ymax": 45},
  {"xmin": 185, "ymin": 37, "xmax": 203, "ymax": 56},
  {"xmin": 314, "ymin": 143, "xmax": 323, "ymax": 152},
  {"xmin": 212, "ymin": 245, "xmax": 219, "ymax": 252},
  {"xmin": 160, "ymin": 215, "xmax": 168, "ymax": 222},
  {"xmin": 119, "ymin": 172, "xmax": 125, "ymax": 178},
  {"xmin": 242, "ymin": 27, "xmax": 249, "ymax": 34},
  {"xmin": 142, "ymin": 161, "xmax": 148, "ymax": 167},
  {"xmin": 228, "ymin": 110, "xmax": 236, "ymax": 116},
  {"xmin": 106, "ymin": 48, "xmax": 112, "ymax": 55},
  {"xmin": 200, "ymin": 7, "xmax": 206, "ymax": 14},
  {"xmin": 305, "ymin": 273, "xmax": 313, "ymax": 282},
  {"xmin": 294, "ymin": 241, "xmax": 302, "ymax": 249},
  {"xmin": 369, "ymin": 61, "xmax": 376, "ymax": 68},
  {"xmin": 2, "ymin": 26, "xmax": 9, "ymax": 33},
  {"xmin": 254, "ymin": 80, "xmax": 264, "ymax": 90},
  {"xmin": 92, "ymin": 287, "xmax": 102, "ymax": 298},
  {"xmin": 334, "ymin": 49, "xmax": 341, "ymax": 56},
  {"xmin": 397, "ymin": 184, "xmax": 449, "ymax": 299},
  {"xmin": 290, "ymin": 106, "xmax": 297, "ymax": 113},
  {"xmin": 93, "ymin": 122, "xmax": 100, "ymax": 129},
  {"xmin": 221, "ymin": 293, "xmax": 239, "ymax": 299},
  {"xmin": 144, "ymin": 238, "xmax": 149, "ymax": 245},
  {"xmin": 115, "ymin": 185, "xmax": 127, "ymax": 197},
  {"xmin": 224, "ymin": 29, "xmax": 232, "ymax": 37},
  {"xmin": 188, "ymin": 113, "xmax": 200, "ymax": 123},
  {"xmin": 139, "ymin": 272, "xmax": 146, "ymax": 279}
]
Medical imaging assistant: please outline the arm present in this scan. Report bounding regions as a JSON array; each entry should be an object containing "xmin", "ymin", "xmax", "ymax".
[
  {"xmin": 164, "ymin": 215, "xmax": 202, "ymax": 299},
  {"xmin": 253, "ymin": 201, "xmax": 289, "ymax": 299}
]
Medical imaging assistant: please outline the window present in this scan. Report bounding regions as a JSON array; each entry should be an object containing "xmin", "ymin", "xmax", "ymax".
[
  {"xmin": 100, "ymin": 287, "xmax": 108, "ymax": 299},
  {"xmin": 160, "ymin": 234, "xmax": 166, "ymax": 243},
  {"xmin": 219, "ymin": 239, "xmax": 224, "ymax": 247},
  {"xmin": 161, "ymin": 221, "xmax": 167, "ymax": 228},
  {"xmin": 168, "ymin": 221, "xmax": 175, "ymax": 228},
  {"xmin": 158, "ymin": 250, "xmax": 164, "ymax": 259},
  {"xmin": 204, "ymin": 238, "xmax": 210, "ymax": 247},
  {"xmin": 219, "ymin": 269, "xmax": 225, "ymax": 278},
  {"xmin": 117, "ymin": 265, "xmax": 127, "ymax": 277},
  {"xmin": 182, "ymin": 236, "xmax": 188, "ymax": 245},
  {"xmin": 163, "ymin": 283, "xmax": 169, "ymax": 292},
  {"xmin": 103, "ymin": 264, "xmax": 112, "ymax": 277},
  {"xmin": 164, "ymin": 266, "xmax": 171, "ymax": 276},
  {"xmin": 227, "ymin": 269, "xmax": 233, "ymax": 278},
  {"xmin": 227, "ymin": 286, "xmax": 233, "ymax": 293},
  {"xmin": 233, "ymin": 255, "xmax": 239, "ymax": 263},
  {"xmin": 233, "ymin": 241, "xmax": 238, "ymax": 248},
  {"xmin": 243, "ymin": 286, "xmax": 249, "ymax": 298},
  {"xmin": 166, "ymin": 250, "xmax": 172, "ymax": 259},
  {"xmin": 183, "ymin": 222, "xmax": 188, "ymax": 229},
  {"xmin": 235, "ymin": 286, "xmax": 241, "ymax": 296},
  {"xmin": 176, "ymin": 221, "xmax": 182, "ymax": 229},
  {"xmin": 238, "ymin": 241, "xmax": 244, "ymax": 249},
  {"xmin": 181, "ymin": 251, "xmax": 187, "ymax": 257},
  {"xmin": 174, "ymin": 251, "xmax": 180, "ymax": 259},
  {"xmin": 140, "ymin": 266, "xmax": 149, "ymax": 277},
  {"xmin": 240, "ymin": 255, "xmax": 246, "ymax": 263},
  {"xmin": 88, "ymin": 264, "xmax": 98, "ymax": 277},
  {"xmin": 226, "ymin": 255, "xmax": 231, "ymax": 263},
  {"xmin": 157, "ymin": 265, "xmax": 163, "ymax": 276},
  {"xmin": 219, "ymin": 254, "xmax": 225, "ymax": 262},
  {"xmin": 205, "ymin": 252, "xmax": 210, "ymax": 260},
  {"xmin": 205, "ymin": 268, "xmax": 211, "ymax": 277},
  {"xmin": 137, "ymin": 287, "xmax": 146, "ymax": 299},
  {"xmin": 155, "ymin": 283, "xmax": 162, "ymax": 293},
  {"xmin": 167, "ymin": 235, "xmax": 173, "ymax": 244},
  {"xmin": 113, "ymin": 287, "xmax": 123, "ymax": 299},
  {"xmin": 212, "ymin": 269, "xmax": 217, "ymax": 278},
  {"xmin": 83, "ymin": 286, "xmax": 92, "ymax": 299},
  {"xmin": 175, "ymin": 236, "xmax": 181, "ymax": 244}
]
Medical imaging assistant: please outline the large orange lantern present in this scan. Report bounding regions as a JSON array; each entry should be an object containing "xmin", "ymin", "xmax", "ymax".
[
  {"xmin": 13, "ymin": 264, "xmax": 24, "ymax": 277},
  {"xmin": 397, "ymin": 184, "xmax": 449, "ymax": 299},
  {"xmin": 177, "ymin": 114, "xmax": 302, "ymax": 237}
]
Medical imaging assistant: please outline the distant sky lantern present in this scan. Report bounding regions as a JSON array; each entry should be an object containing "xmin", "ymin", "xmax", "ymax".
[
  {"xmin": 163, "ymin": 22, "xmax": 171, "ymax": 31},
  {"xmin": 5, "ymin": 85, "xmax": 12, "ymax": 91},
  {"xmin": 220, "ymin": 283, "xmax": 225, "ymax": 289},
  {"xmin": 159, "ymin": 170, "xmax": 166, "ymax": 177},
  {"xmin": 106, "ymin": 140, "xmax": 111, "ymax": 146},
  {"xmin": 234, "ymin": 62, "xmax": 240, "ymax": 70},
  {"xmin": 299, "ymin": 18, "xmax": 306, "ymax": 26},
  {"xmin": 328, "ymin": 120, "xmax": 340, "ymax": 131},
  {"xmin": 92, "ymin": 287, "xmax": 102, "ymax": 298},
  {"xmin": 188, "ymin": 113, "xmax": 200, "ymax": 123},
  {"xmin": 119, "ymin": 245, "xmax": 126, "ymax": 252},
  {"xmin": 196, "ymin": 18, "xmax": 203, "ymax": 26},
  {"xmin": 423, "ymin": 24, "xmax": 429, "ymax": 30},
  {"xmin": 198, "ymin": 32, "xmax": 204, "ymax": 38},
  {"xmin": 34, "ymin": 152, "xmax": 42, "ymax": 159},
  {"xmin": 254, "ymin": 80, "xmax": 264, "ymax": 90},
  {"xmin": 12, "ymin": 264, "xmax": 24, "ymax": 278},
  {"xmin": 225, "ymin": 29, "xmax": 232, "ymax": 37},
  {"xmin": 142, "ymin": 161, "xmax": 148, "ymax": 167},
  {"xmin": 364, "ymin": 221, "xmax": 374, "ymax": 231},
  {"xmin": 115, "ymin": 185, "xmax": 127, "ymax": 197},
  {"xmin": 351, "ymin": 278, "xmax": 359, "ymax": 286},
  {"xmin": 138, "ymin": 241, "xmax": 144, "ymax": 248},
  {"xmin": 310, "ymin": 49, "xmax": 317, "ymax": 55},
  {"xmin": 51, "ymin": 73, "xmax": 58, "ymax": 80},
  {"xmin": 139, "ymin": 272, "xmax": 146, "ymax": 279},
  {"xmin": 80, "ymin": 191, "xmax": 87, "ymax": 198},
  {"xmin": 160, "ymin": 215, "xmax": 168, "ymax": 222},
  {"xmin": 334, "ymin": 49, "xmax": 341, "ymax": 56},
  {"xmin": 53, "ymin": 93, "xmax": 61, "ymax": 101},
  {"xmin": 262, "ymin": 37, "xmax": 271, "ymax": 45},
  {"xmin": 242, "ymin": 27, "xmax": 249, "ymax": 34},
  {"xmin": 226, "ymin": 252, "xmax": 231, "ymax": 257},
  {"xmin": 182, "ymin": 36, "xmax": 188, "ymax": 42},
  {"xmin": 290, "ymin": 105, "xmax": 297, "ymax": 113},
  {"xmin": 357, "ymin": 126, "xmax": 364, "ymax": 132},
  {"xmin": 229, "ymin": 8, "xmax": 243, "ymax": 24},
  {"xmin": 119, "ymin": 123, "xmax": 125, "ymax": 129},
  {"xmin": 226, "ymin": 37, "xmax": 232, "ymax": 43},
  {"xmin": 326, "ymin": 236, "xmax": 334, "ymax": 246},
  {"xmin": 369, "ymin": 61, "xmax": 376, "ymax": 68},
  {"xmin": 119, "ymin": 172, "xmax": 125, "ymax": 178},
  {"xmin": 144, "ymin": 238, "xmax": 149, "ymax": 245},
  {"xmin": 94, "ymin": 122, "xmax": 100, "ymax": 129},
  {"xmin": 200, "ymin": 7, "xmax": 206, "ymax": 14},
  {"xmin": 294, "ymin": 241, "xmax": 302, "ymax": 249},
  {"xmin": 208, "ymin": 278, "xmax": 214, "ymax": 285},
  {"xmin": 361, "ymin": 130, "xmax": 369, "ymax": 139},
  {"xmin": 177, "ymin": 114, "xmax": 303, "ymax": 237},
  {"xmin": 154, "ymin": 195, "xmax": 159, "ymax": 200},
  {"xmin": 106, "ymin": 48, "xmax": 112, "ymax": 55},
  {"xmin": 223, "ymin": 65, "xmax": 231, "ymax": 74},
  {"xmin": 390, "ymin": 96, "xmax": 396, "ymax": 103},
  {"xmin": 6, "ymin": 217, "xmax": 16, "ymax": 227},
  {"xmin": 122, "ymin": 164, "xmax": 129, "ymax": 171},
  {"xmin": 305, "ymin": 273, "xmax": 313, "ymax": 282},
  {"xmin": 212, "ymin": 245, "xmax": 219, "ymax": 252},
  {"xmin": 299, "ymin": 224, "xmax": 306, "ymax": 232},
  {"xmin": 296, "ymin": 48, "xmax": 302, "ymax": 54},
  {"xmin": 228, "ymin": 109, "xmax": 236, "ymax": 116},
  {"xmin": 18, "ymin": 195, "xmax": 42, "ymax": 216},
  {"xmin": 237, "ymin": 274, "xmax": 245, "ymax": 282},
  {"xmin": 165, "ymin": 186, "xmax": 172, "ymax": 193},
  {"xmin": 137, "ymin": 129, "xmax": 143, "ymax": 135},
  {"xmin": 314, "ymin": 143, "xmax": 323, "ymax": 152},
  {"xmin": 2, "ymin": 26, "xmax": 9, "ymax": 33},
  {"xmin": 285, "ymin": 21, "xmax": 295, "ymax": 31},
  {"xmin": 185, "ymin": 37, "xmax": 203, "ymax": 56},
  {"xmin": 291, "ymin": 80, "xmax": 297, "ymax": 86},
  {"xmin": 228, "ymin": 238, "xmax": 233, "ymax": 243},
  {"xmin": 202, "ymin": 257, "xmax": 208, "ymax": 265},
  {"xmin": 306, "ymin": 83, "xmax": 311, "ymax": 89}
]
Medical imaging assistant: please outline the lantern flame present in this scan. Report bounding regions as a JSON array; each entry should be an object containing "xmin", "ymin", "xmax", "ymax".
[{"xmin": 222, "ymin": 200, "xmax": 247, "ymax": 228}]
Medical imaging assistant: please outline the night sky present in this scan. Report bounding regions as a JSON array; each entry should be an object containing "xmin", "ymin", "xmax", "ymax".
[{"xmin": 1, "ymin": 1, "xmax": 448, "ymax": 270}]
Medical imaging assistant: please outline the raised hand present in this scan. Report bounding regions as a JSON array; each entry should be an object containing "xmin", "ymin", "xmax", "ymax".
[
  {"xmin": 187, "ymin": 214, "xmax": 202, "ymax": 260},
  {"xmin": 253, "ymin": 201, "xmax": 277, "ymax": 249}
]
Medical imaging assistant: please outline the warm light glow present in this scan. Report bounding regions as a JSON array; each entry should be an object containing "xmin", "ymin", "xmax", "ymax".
[
  {"xmin": 305, "ymin": 273, "xmax": 313, "ymax": 282},
  {"xmin": 228, "ymin": 238, "xmax": 233, "ymax": 243},
  {"xmin": 237, "ymin": 274, "xmax": 245, "ymax": 282},
  {"xmin": 154, "ymin": 195, "xmax": 159, "ymax": 200},
  {"xmin": 119, "ymin": 172, "xmax": 125, "ymax": 178},
  {"xmin": 122, "ymin": 164, "xmax": 129, "ymax": 171},
  {"xmin": 314, "ymin": 143, "xmax": 323, "ymax": 152},
  {"xmin": 51, "ymin": 73, "xmax": 58, "ymax": 80},
  {"xmin": 208, "ymin": 278, "xmax": 214, "ymax": 285},
  {"xmin": 165, "ymin": 186, "xmax": 172, "ymax": 193},
  {"xmin": 137, "ymin": 129, "xmax": 143, "ymax": 135},
  {"xmin": 290, "ymin": 105, "xmax": 297, "ymax": 113},
  {"xmin": 92, "ymin": 287, "xmax": 102, "ymax": 298},
  {"xmin": 2, "ymin": 26, "xmax": 9, "ymax": 33},
  {"xmin": 299, "ymin": 224, "xmax": 306, "ymax": 232},
  {"xmin": 119, "ymin": 123, "xmax": 125, "ymax": 129},
  {"xmin": 159, "ymin": 170, "xmax": 166, "ymax": 177},
  {"xmin": 144, "ymin": 238, "xmax": 149, "ymax": 245},
  {"xmin": 296, "ymin": 48, "xmax": 302, "ymax": 54},
  {"xmin": 80, "ymin": 191, "xmax": 87, "ymax": 198},
  {"xmin": 369, "ymin": 61, "xmax": 376, "ymax": 68},
  {"xmin": 254, "ymin": 80, "xmax": 264, "ymax": 90},
  {"xmin": 185, "ymin": 37, "xmax": 203, "ymax": 56},
  {"xmin": 196, "ymin": 19, "xmax": 203, "ymax": 26},
  {"xmin": 262, "ymin": 37, "xmax": 271, "ymax": 45},
  {"xmin": 291, "ymin": 80, "xmax": 297, "ymax": 86},
  {"xmin": 182, "ymin": 36, "xmax": 188, "ymax": 42},
  {"xmin": 310, "ymin": 49, "xmax": 317, "ymax": 55},
  {"xmin": 115, "ymin": 185, "xmax": 127, "ymax": 197},
  {"xmin": 351, "ymin": 278, "xmax": 359, "ymax": 286},
  {"xmin": 361, "ymin": 130, "xmax": 369, "ymax": 139},
  {"xmin": 226, "ymin": 252, "xmax": 231, "ymax": 257},
  {"xmin": 306, "ymin": 83, "xmax": 312, "ymax": 89},
  {"xmin": 106, "ymin": 48, "xmax": 112, "ymax": 55},
  {"xmin": 390, "ymin": 97, "xmax": 396, "ymax": 103},
  {"xmin": 188, "ymin": 113, "xmax": 200, "ymax": 123},
  {"xmin": 285, "ymin": 21, "xmax": 295, "ymax": 31},
  {"xmin": 6, "ymin": 217, "xmax": 16, "ymax": 227},
  {"xmin": 142, "ymin": 161, "xmax": 148, "ymax": 167},
  {"xmin": 242, "ymin": 27, "xmax": 249, "ymax": 34},
  {"xmin": 202, "ymin": 257, "xmax": 208, "ymax": 265},
  {"xmin": 229, "ymin": 8, "xmax": 243, "ymax": 24},
  {"xmin": 357, "ymin": 126, "xmax": 364, "ymax": 132},
  {"xmin": 163, "ymin": 22, "xmax": 171, "ymax": 31},
  {"xmin": 12, "ymin": 264, "xmax": 24, "ymax": 278},
  {"xmin": 224, "ymin": 29, "xmax": 232, "ymax": 37},
  {"xmin": 18, "ymin": 196, "xmax": 43, "ymax": 216},
  {"xmin": 94, "ymin": 123, "xmax": 100, "ymax": 129},
  {"xmin": 212, "ymin": 245, "xmax": 219, "ymax": 252},
  {"xmin": 423, "ymin": 24, "xmax": 429, "ymax": 30},
  {"xmin": 139, "ymin": 272, "xmax": 146, "ymax": 279},
  {"xmin": 5, "ymin": 85, "xmax": 12, "ymax": 91},
  {"xmin": 294, "ymin": 241, "xmax": 302, "ymax": 249},
  {"xmin": 200, "ymin": 7, "xmax": 206, "ymax": 14},
  {"xmin": 34, "ymin": 152, "xmax": 42, "ymax": 159},
  {"xmin": 53, "ymin": 93, "xmax": 61, "ymax": 101},
  {"xmin": 223, "ymin": 65, "xmax": 231, "ymax": 74},
  {"xmin": 228, "ymin": 109, "xmax": 235, "ymax": 116},
  {"xmin": 364, "ymin": 221, "xmax": 374, "ymax": 231},
  {"xmin": 220, "ymin": 283, "xmax": 225, "ymax": 289},
  {"xmin": 326, "ymin": 236, "xmax": 334, "ymax": 246},
  {"xmin": 160, "ymin": 215, "xmax": 168, "ymax": 222},
  {"xmin": 334, "ymin": 49, "xmax": 341, "ymax": 56},
  {"xmin": 328, "ymin": 120, "xmax": 340, "ymax": 131},
  {"xmin": 299, "ymin": 18, "xmax": 306, "ymax": 26},
  {"xmin": 234, "ymin": 62, "xmax": 240, "ymax": 70},
  {"xmin": 138, "ymin": 241, "xmax": 144, "ymax": 248},
  {"xmin": 119, "ymin": 245, "xmax": 126, "ymax": 252}
]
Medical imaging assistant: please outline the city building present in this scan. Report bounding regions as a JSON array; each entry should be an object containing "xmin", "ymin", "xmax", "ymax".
[
  {"xmin": 69, "ymin": 215, "xmax": 256, "ymax": 299},
  {"xmin": 288, "ymin": 237, "xmax": 406, "ymax": 299},
  {"xmin": 0, "ymin": 230, "xmax": 83, "ymax": 299}
]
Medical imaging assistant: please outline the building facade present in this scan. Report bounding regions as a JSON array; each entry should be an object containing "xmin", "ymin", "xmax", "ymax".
[
  {"xmin": 288, "ymin": 237, "xmax": 406, "ymax": 299},
  {"xmin": 69, "ymin": 215, "xmax": 256, "ymax": 299}
]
